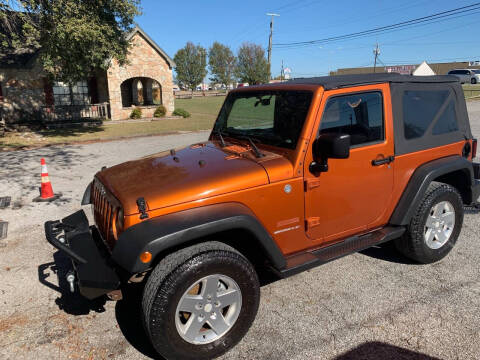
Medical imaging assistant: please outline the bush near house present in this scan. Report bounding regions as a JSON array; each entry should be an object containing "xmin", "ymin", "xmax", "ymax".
[
  {"xmin": 130, "ymin": 107, "xmax": 142, "ymax": 119},
  {"xmin": 173, "ymin": 108, "xmax": 191, "ymax": 118},
  {"xmin": 153, "ymin": 105, "xmax": 167, "ymax": 117}
]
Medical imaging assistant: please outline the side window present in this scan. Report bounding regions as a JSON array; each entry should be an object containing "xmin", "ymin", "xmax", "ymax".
[
  {"xmin": 319, "ymin": 92, "xmax": 384, "ymax": 146},
  {"xmin": 432, "ymin": 100, "xmax": 458, "ymax": 135},
  {"xmin": 403, "ymin": 90, "xmax": 458, "ymax": 139}
]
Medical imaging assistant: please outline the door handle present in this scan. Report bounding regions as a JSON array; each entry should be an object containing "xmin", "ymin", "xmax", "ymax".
[{"xmin": 372, "ymin": 155, "xmax": 394, "ymax": 166}]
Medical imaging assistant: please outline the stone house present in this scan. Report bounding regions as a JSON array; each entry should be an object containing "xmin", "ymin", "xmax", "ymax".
[{"xmin": 0, "ymin": 25, "xmax": 175, "ymax": 122}]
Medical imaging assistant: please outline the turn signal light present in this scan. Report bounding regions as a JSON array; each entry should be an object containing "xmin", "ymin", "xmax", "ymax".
[
  {"xmin": 472, "ymin": 139, "xmax": 477, "ymax": 159},
  {"xmin": 139, "ymin": 251, "xmax": 152, "ymax": 264}
]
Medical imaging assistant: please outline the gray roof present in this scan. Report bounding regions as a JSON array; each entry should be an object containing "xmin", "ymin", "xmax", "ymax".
[
  {"xmin": 127, "ymin": 25, "xmax": 175, "ymax": 68},
  {"xmin": 289, "ymin": 73, "xmax": 460, "ymax": 90}
]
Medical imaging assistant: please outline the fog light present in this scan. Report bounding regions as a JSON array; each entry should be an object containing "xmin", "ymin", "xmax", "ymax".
[{"xmin": 140, "ymin": 251, "xmax": 152, "ymax": 263}]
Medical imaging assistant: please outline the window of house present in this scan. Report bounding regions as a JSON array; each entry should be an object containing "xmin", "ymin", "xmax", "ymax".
[
  {"xmin": 319, "ymin": 91, "xmax": 384, "ymax": 146},
  {"xmin": 72, "ymin": 81, "xmax": 89, "ymax": 105},
  {"xmin": 402, "ymin": 90, "xmax": 457, "ymax": 139},
  {"xmin": 53, "ymin": 81, "xmax": 90, "ymax": 106},
  {"xmin": 152, "ymin": 80, "xmax": 162, "ymax": 105},
  {"xmin": 53, "ymin": 82, "xmax": 71, "ymax": 105}
]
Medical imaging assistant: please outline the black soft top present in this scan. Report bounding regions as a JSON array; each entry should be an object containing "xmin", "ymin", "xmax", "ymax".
[
  {"xmin": 289, "ymin": 73, "xmax": 460, "ymax": 90},
  {"xmin": 288, "ymin": 73, "xmax": 471, "ymax": 156}
]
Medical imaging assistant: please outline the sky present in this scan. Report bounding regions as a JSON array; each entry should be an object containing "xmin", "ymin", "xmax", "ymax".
[{"xmin": 136, "ymin": 0, "xmax": 480, "ymax": 79}]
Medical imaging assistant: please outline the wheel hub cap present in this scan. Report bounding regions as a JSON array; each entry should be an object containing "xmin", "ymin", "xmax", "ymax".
[
  {"xmin": 175, "ymin": 274, "xmax": 242, "ymax": 345},
  {"xmin": 424, "ymin": 200, "xmax": 455, "ymax": 249}
]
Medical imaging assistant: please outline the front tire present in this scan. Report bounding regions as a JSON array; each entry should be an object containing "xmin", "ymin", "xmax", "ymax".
[
  {"xmin": 395, "ymin": 182, "xmax": 463, "ymax": 263},
  {"xmin": 472, "ymin": 78, "xmax": 477, "ymax": 84},
  {"xmin": 142, "ymin": 242, "xmax": 260, "ymax": 360}
]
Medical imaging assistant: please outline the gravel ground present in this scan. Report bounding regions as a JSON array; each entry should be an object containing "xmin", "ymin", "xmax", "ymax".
[{"xmin": 1, "ymin": 102, "xmax": 480, "ymax": 360}]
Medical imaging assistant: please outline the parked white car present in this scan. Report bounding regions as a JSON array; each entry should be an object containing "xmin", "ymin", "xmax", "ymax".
[{"xmin": 447, "ymin": 69, "xmax": 480, "ymax": 84}]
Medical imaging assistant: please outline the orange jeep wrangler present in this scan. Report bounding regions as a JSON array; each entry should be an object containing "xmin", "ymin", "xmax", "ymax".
[{"xmin": 45, "ymin": 73, "xmax": 480, "ymax": 360}]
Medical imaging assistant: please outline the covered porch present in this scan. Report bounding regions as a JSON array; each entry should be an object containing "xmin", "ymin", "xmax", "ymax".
[{"xmin": 42, "ymin": 69, "xmax": 111, "ymax": 123}]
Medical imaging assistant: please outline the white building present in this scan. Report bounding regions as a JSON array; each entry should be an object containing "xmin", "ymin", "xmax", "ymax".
[{"xmin": 413, "ymin": 61, "xmax": 436, "ymax": 76}]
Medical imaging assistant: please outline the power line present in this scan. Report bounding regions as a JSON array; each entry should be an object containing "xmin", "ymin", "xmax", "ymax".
[
  {"xmin": 274, "ymin": 0, "xmax": 431, "ymax": 38},
  {"xmin": 273, "ymin": 3, "xmax": 480, "ymax": 49},
  {"xmin": 273, "ymin": 16, "xmax": 479, "ymax": 53},
  {"xmin": 274, "ymin": 3, "xmax": 480, "ymax": 47}
]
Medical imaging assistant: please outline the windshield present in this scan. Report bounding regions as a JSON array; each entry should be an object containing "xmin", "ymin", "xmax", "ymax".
[
  {"xmin": 473, "ymin": 69, "xmax": 480, "ymax": 74},
  {"xmin": 214, "ymin": 90, "xmax": 313, "ymax": 150}
]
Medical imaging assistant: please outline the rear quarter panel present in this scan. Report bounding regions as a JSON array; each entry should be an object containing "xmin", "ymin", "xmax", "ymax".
[{"xmin": 387, "ymin": 141, "xmax": 467, "ymax": 221}]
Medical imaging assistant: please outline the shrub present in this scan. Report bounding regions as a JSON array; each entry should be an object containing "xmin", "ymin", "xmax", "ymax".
[
  {"xmin": 172, "ymin": 108, "xmax": 191, "ymax": 118},
  {"xmin": 130, "ymin": 107, "xmax": 142, "ymax": 119},
  {"xmin": 153, "ymin": 105, "xmax": 167, "ymax": 118}
]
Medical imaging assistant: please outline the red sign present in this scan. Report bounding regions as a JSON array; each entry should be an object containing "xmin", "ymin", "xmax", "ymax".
[{"xmin": 385, "ymin": 65, "xmax": 416, "ymax": 75}]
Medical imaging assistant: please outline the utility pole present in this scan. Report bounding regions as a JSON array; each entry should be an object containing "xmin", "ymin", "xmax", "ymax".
[
  {"xmin": 266, "ymin": 13, "xmax": 280, "ymax": 72},
  {"xmin": 373, "ymin": 43, "xmax": 380, "ymax": 73},
  {"xmin": 281, "ymin": 60, "xmax": 284, "ymax": 81}
]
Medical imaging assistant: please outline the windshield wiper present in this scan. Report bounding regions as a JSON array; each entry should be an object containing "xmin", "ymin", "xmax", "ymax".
[
  {"xmin": 238, "ymin": 135, "xmax": 265, "ymax": 158},
  {"xmin": 215, "ymin": 129, "xmax": 226, "ymax": 147}
]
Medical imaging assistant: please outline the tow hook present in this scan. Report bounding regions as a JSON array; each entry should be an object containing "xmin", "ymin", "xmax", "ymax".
[{"xmin": 66, "ymin": 271, "xmax": 76, "ymax": 293}]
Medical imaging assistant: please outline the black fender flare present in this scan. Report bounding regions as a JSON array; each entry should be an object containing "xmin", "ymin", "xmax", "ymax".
[
  {"xmin": 81, "ymin": 182, "xmax": 92, "ymax": 205},
  {"xmin": 389, "ymin": 155, "xmax": 474, "ymax": 226},
  {"xmin": 111, "ymin": 202, "xmax": 287, "ymax": 274}
]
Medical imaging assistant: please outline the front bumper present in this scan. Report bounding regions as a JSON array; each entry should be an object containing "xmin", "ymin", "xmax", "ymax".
[{"xmin": 45, "ymin": 210, "xmax": 120, "ymax": 299}]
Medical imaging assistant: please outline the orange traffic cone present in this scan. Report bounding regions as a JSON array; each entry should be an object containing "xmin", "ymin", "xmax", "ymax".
[{"xmin": 33, "ymin": 158, "xmax": 61, "ymax": 202}]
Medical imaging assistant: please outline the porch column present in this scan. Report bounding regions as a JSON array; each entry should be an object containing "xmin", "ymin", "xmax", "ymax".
[
  {"xmin": 144, "ymin": 78, "xmax": 153, "ymax": 105},
  {"xmin": 132, "ymin": 78, "xmax": 140, "ymax": 105}
]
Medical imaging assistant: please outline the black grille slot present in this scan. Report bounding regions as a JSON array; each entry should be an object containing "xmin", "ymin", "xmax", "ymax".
[{"xmin": 92, "ymin": 180, "xmax": 117, "ymax": 249}]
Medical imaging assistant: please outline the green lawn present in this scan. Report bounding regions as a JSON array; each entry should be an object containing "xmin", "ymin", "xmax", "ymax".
[
  {"xmin": 463, "ymin": 84, "xmax": 480, "ymax": 99},
  {"xmin": 175, "ymin": 96, "xmax": 225, "ymax": 116},
  {"xmin": 0, "ymin": 96, "xmax": 226, "ymax": 151}
]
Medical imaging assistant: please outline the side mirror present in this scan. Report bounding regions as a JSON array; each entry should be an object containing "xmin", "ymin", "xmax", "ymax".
[{"xmin": 310, "ymin": 133, "xmax": 350, "ymax": 173}]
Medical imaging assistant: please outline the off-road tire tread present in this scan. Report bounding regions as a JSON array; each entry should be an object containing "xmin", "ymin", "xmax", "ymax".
[
  {"xmin": 142, "ymin": 241, "xmax": 259, "ymax": 360},
  {"xmin": 395, "ymin": 181, "xmax": 463, "ymax": 263}
]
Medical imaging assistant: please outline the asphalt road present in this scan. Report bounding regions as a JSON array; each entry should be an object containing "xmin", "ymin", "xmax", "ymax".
[{"xmin": 1, "ymin": 102, "xmax": 480, "ymax": 360}]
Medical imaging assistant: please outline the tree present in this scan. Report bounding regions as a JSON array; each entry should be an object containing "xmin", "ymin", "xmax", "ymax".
[
  {"xmin": 235, "ymin": 43, "xmax": 270, "ymax": 85},
  {"xmin": 208, "ymin": 42, "xmax": 235, "ymax": 88},
  {"xmin": 0, "ymin": 0, "xmax": 141, "ymax": 83},
  {"xmin": 174, "ymin": 42, "xmax": 207, "ymax": 92}
]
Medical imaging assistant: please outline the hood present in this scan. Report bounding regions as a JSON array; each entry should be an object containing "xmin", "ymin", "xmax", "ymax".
[{"xmin": 96, "ymin": 142, "xmax": 276, "ymax": 215}]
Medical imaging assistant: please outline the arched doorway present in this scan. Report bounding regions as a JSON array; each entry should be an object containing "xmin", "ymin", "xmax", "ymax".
[
  {"xmin": 152, "ymin": 80, "xmax": 162, "ymax": 105},
  {"xmin": 120, "ymin": 77, "xmax": 162, "ymax": 107}
]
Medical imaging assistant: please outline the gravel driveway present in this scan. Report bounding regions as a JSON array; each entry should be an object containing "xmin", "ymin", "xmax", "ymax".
[{"xmin": 1, "ymin": 102, "xmax": 480, "ymax": 360}]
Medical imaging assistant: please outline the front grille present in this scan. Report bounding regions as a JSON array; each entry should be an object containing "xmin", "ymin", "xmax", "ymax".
[{"xmin": 92, "ymin": 179, "xmax": 118, "ymax": 249}]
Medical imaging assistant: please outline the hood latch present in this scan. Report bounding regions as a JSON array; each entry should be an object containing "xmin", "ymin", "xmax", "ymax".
[{"xmin": 136, "ymin": 197, "xmax": 149, "ymax": 220}]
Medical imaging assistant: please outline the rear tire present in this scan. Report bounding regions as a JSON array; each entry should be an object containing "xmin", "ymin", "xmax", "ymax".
[
  {"xmin": 142, "ymin": 242, "xmax": 260, "ymax": 360},
  {"xmin": 472, "ymin": 78, "xmax": 477, "ymax": 84},
  {"xmin": 395, "ymin": 182, "xmax": 463, "ymax": 263}
]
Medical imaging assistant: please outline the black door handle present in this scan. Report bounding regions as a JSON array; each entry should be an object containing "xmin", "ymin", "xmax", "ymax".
[{"xmin": 372, "ymin": 155, "xmax": 394, "ymax": 166}]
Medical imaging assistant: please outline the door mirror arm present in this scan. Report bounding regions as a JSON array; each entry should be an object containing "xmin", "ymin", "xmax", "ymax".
[{"xmin": 309, "ymin": 160, "xmax": 329, "ymax": 173}]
